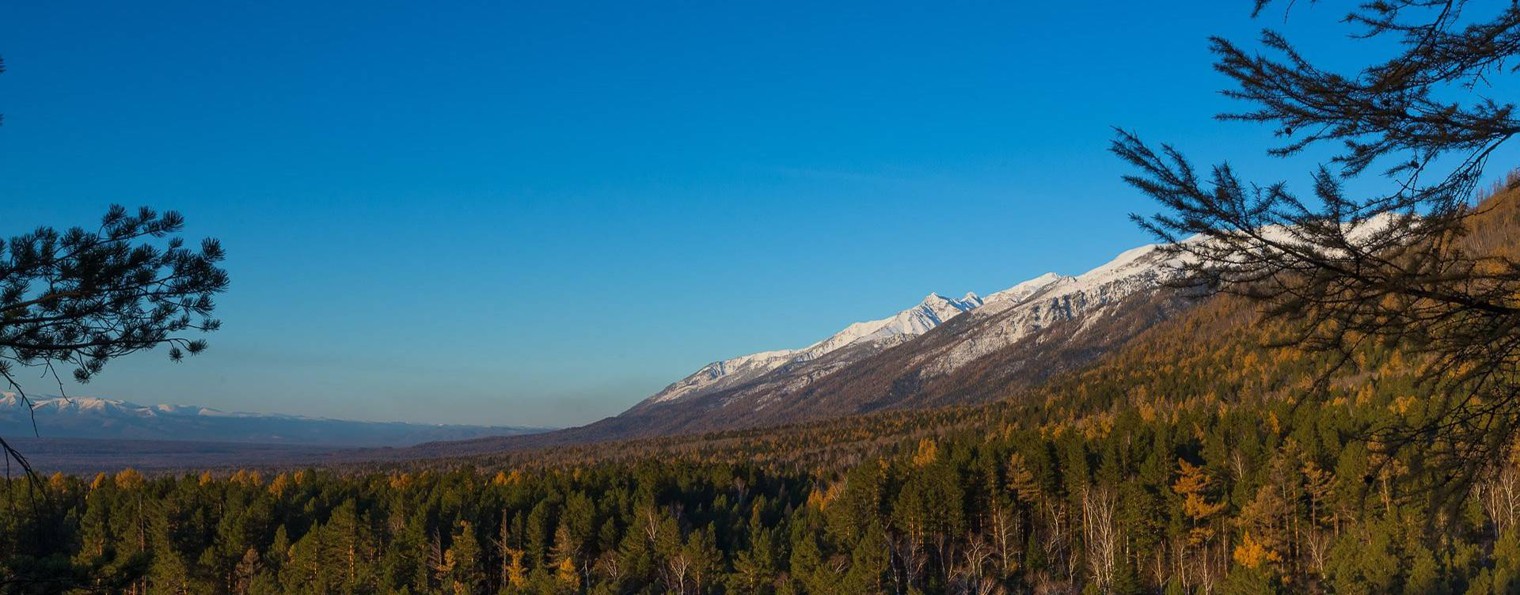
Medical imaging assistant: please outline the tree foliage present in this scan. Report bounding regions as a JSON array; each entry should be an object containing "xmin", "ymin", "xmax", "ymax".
[
  {"xmin": 1115, "ymin": 0, "xmax": 1520, "ymax": 489},
  {"xmin": 0, "ymin": 206, "xmax": 228, "ymax": 475}
]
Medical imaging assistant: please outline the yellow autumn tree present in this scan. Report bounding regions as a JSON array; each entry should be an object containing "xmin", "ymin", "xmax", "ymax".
[
  {"xmin": 1233, "ymin": 531, "xmax": 1281, "ymax": 569},
  {"xmin": 556, "ymin": 557, "xmax": 581, "ymax": 591},
  {"xmin": 1172, "ymin": 459, "xmax": 1226, "ymax": 545},
  {"xmin": 1007, "ymin": 452, "xmax": 1040, "ymax": 506},
  {"xmin": 267, "ymin": 473, "xmax": 291, "ymax": 498},
  {"xmin": 912, "ymin": 438, "xmax": 939, "ymax": 467},
  {"xmin": 89, "ymin": 472, "xmax": 110, "ymax": 491},
  {"xmin": 503, "ymin": 546, "xmax": 528, "ymax": 589},
  {"xmin": 114, "ymin": 468, "xmax": 144, "ymax": 491}
]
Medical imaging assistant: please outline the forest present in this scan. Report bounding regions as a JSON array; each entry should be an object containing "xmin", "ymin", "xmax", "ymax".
[
  {"xmin": 1, "ymin": 331, "xmax": 1516, "ymax": 595},
  {"xmin": 1, "ymin": 180, "xmax": 1518, "ymax": 594},
  {"xmin": 5, "ymin": 0, "xmax": 1520, "ymax": 593}
]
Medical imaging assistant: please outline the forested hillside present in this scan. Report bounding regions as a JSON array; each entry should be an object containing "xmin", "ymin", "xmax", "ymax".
[{"xmin": 3, "ymin": 180, "xmax": 1520, "ymax": 593}]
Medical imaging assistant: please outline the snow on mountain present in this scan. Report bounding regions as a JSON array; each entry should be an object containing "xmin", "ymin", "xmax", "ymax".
[
  {"xmin": 2, "ymin": 394, "xmax": 302, "ymax": 420},
  {"xmin": 577, "ymin": 216, "xmax": 1421, "ymax": 441},
  {"xmin": 793, "ymin": 293, "xmax": 981, "ymax": 362},
  {"xmin": 648, "ymin": 350, "xmax": 803, "ymax": 405},
  {"xmin": 0, "ymin": 393, "xmax": 546, "ymax": 447},
  {"xmin": 636, "ymin": 235, "xmax": 1196, "ymax": 419},
  {"xmin": 912, "ymin": 243, "xmax": 1183, "ymax": 377},
  {"xmin": 647, "ymin": 292, "xmax": 983, "ymax": 405},
  {"xmin": 982, "ymin": 272, "xmax": 1068, "ymax": 312},
  {"xmin": 906, "ymin": 216, "xmax": 1406, "ymax": 381}
]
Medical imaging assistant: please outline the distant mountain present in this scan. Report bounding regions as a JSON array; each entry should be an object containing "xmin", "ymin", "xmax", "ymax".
[{"xmin": 0, "ymin": 394, "xmax": 546, "ymax": 447}]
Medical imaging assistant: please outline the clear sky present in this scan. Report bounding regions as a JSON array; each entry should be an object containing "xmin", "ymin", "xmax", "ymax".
[{"xmin": 3, "ymin": 2, "xmax": 1516, "ymax": 426}]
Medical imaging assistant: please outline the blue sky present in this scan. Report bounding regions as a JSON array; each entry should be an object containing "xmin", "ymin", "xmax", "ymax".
[{"xmin": 3, "ymin": 2, "xmax": 1515, "ymax": 426}]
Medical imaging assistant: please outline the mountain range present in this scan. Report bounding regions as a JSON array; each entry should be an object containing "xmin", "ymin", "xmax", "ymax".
[
  {"xmin": 0, "ymin": 394, "xmax": 545, "ymax": 447},
  {"xmin": 610, "ymin": 241, "xmax": 1189, "ymax": 431},
  {"xmin": 600, "ymin": 216, "xmax": 1421, "ymax": 440},
  {"xmin": 0, "ymin": 212, "xmax": 1421, "ymax": 469},
  {"xmin": 412, "ymin": 237, "xmax": 1197, "ymax": 455},
  {"xmin": 0, "ymin": 236, "xmax": 1194, "ymax": 461}
]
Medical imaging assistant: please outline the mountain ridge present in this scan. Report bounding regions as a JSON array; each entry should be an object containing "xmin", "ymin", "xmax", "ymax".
[
  {"xmin": 0, "ymin": 393, "xmax": 547, "ymax": 447},
  {"xmin": 642, "ymin": 291, "xmax": 985, "ymax": 407},
  {"xmin": 590, "ymin": 238, "xmax": 1193, "ymax": 439}
]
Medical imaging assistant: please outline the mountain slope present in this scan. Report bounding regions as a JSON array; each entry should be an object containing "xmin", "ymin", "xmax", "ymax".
[
  {"xmin": 603, "ymin": 240, "xmax": 1191, "ymax": 437},
  {"xmin": 633, "ymin": 292, "xmax": 984, "ymax": 410},
  {"xmin": 343, "ymin": 179, "xmax": 1520, "ymax": 468},
  {"xmin": 377, "ymin": 242, "xmax": 1195, "ymax": 457}
]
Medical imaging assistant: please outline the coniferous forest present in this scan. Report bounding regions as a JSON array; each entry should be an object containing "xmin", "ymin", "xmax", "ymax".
[{"xmin": 2, "ymin": 179, "xmax": 1519, "ymax": 594}]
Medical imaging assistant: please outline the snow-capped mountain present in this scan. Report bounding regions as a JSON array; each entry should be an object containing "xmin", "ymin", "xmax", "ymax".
[
  {"xmin": 607, "ymin": 239, "xmax": 1191, "ymax": 436},
  {"xmin": 642, "ymin": 292, "xmax": 984, "ymax": 406},
  {"xmin": 794, "ymin": 292, "xmax": 983, "ymax": 361},
  {"xmin": 911, "ymin": 243, "xmax": 1183, "ymax": 378},
  {"xmin": 399, "ymin": 218, "xmax": 1411, "ymax": 454},
  {"xmin": 0, "ymin": 394, "xmax": 545, "ymax": 447},
  {"xmin": 982, "ymin": 271, "xmax": 1066, "ymax": 309},
  {"xmin": 9, "ymin": 395, "xmax": 288, "ymax": 419}
]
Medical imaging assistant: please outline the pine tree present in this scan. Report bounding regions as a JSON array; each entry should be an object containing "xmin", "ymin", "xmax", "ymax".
[
  {"xmin": 731, "ymin": 520, "xmax": 779, "ymax": 595},
  {"xmin": 0, "ymin": 207, "xmax": 229, "ymax": 475}
]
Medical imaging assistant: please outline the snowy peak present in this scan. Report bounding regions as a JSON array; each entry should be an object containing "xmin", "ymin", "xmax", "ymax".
[
  {"xmin": 0, "ymin": 393, "xmax": 544, "ymax": 446},
  {"xmin": 3, "ymin": 394, "xmax": 137, "ymax": 415},
  {"xmin": 911, "ymin": 242, "xmax": 1187, "ymax": 381},
  {"xmin": 646, "ymin": 349, "xmax": 802, "ymax": 404},
  {"xmin": 928, "ymin": 291, "xmax": 983, "ymax": 313},
  {"xmin": 797, "ymin": 291, "xmax": 980, "ymax": 359},
  {"xmin": 1059, "ymin": 244, "xmax": 1167, "ymax": 293},
  {"xmin": 1, "ymin": 394, "xmax": 303, "ymax": 420},
  {"xmin": 911, "ymin": 291, "xmax": 981, "ymax": 326},
  {"xmin": 982, "ymin": 245, "xmax": 1176, "ymax": 313},
  {"xmin": 886, "ymin": 292, "xmax": 982, "ymax": 336},
  {"xmin": 645, "ymin": 290, "xmax": 983, "ymax": 405},
  {"xmin": 705, "ymin": 350, "xmax": 799, "ymax": 378},
  {"xmin": 984, "ymin": 272, "xmax": 1068, "ymax": 309}
]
